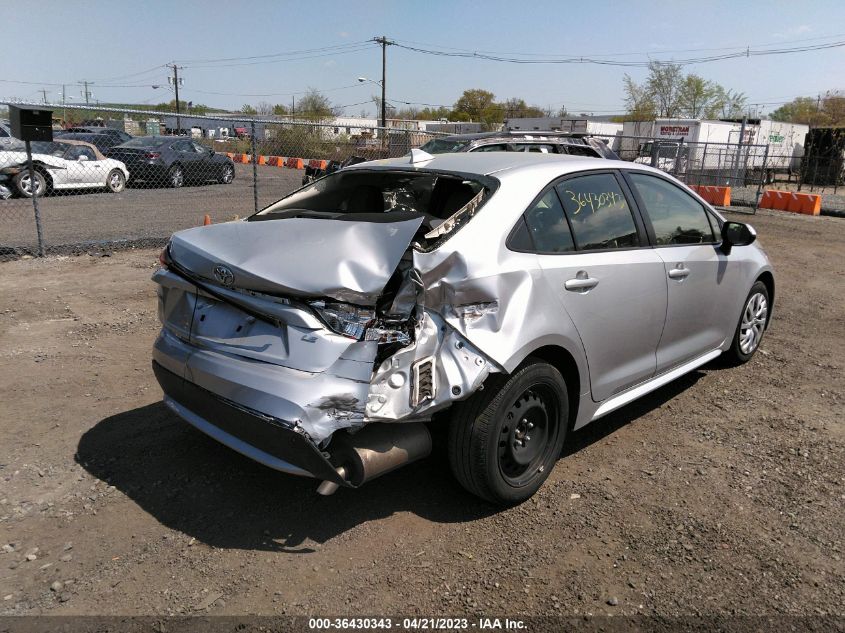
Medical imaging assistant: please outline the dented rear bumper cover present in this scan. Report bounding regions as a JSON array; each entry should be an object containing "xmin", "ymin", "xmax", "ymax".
[{"xmin": 153, "ymin": 360, "xmax": 348, "ymax": 484}]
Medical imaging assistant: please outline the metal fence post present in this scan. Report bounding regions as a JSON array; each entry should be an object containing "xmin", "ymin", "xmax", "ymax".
[
  {"xmin": 250, "ymin": 121, "xmax": 258, "ymax": 215},
  {"xmin": 25, "ymin": 140, "xmax": 46, "ymax": 257},
  {"xmin": 753, "ymin": 144, "xmax": 769, "ymax": 214}
]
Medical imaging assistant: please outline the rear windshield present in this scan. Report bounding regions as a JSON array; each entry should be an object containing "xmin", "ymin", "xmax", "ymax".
[
  {"xmin": 251, "ymin": 169, "xmax": 497, "ymax": 249},
  {"xmin": 419, "ymin": 138, "xmax": 470, "ymax": 154},
  {"xmin": 120, "ymin": 136, "xmax": 166, "ymax": 148}
]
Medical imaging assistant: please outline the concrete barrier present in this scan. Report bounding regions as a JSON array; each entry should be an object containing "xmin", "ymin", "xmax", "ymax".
[
  {"xmin": 760, "ymin": 190, "xmax": 820, "ymax": 215},
  {"xmin": 689, "ymin": 185, "xmax": 731, "ymax": 206},
  {"xmin": 285, "ymin": 157, "xmax": 304, "ymax": 169}
]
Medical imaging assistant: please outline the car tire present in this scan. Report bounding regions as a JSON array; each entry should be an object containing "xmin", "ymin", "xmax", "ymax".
[
  {"xmin": 14, "ymin": 169, "xmax": 48, "ymax": 198},
  {"xmin": 724, "ymin": 280, "xmax": 770, "ymax": 365},
  {"xmin": 448, "ymin": 359, "xmax": 568, "ymax": 505},
  {"xmin": 106, "ymin": 169, "xmax": 126, "ymax": 193},
  {"xmin": 168, "ymin": 165, "xmax": 184, "ymax": 189},
  {"xmin": 218, "ymin": 163, "xmax": 234, "ymax": 184}
]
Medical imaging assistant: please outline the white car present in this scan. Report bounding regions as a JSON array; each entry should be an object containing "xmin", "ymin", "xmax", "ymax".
[{"xmin": 0, "ymin": 139, "xmax": 129, "ymax": 197}]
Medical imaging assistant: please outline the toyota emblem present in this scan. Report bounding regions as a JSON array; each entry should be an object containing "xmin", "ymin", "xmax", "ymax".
[{"xmin": 213, "ymin": 264, "xmax": 235, "ymax": 287}]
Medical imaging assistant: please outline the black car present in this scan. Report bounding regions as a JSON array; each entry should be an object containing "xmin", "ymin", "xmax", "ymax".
[
  {"xmin": 108, "ymin": 136, "xmax": 235, "ymax": 188},
  {"xmin": 418, "ymin": 131, "xmax": 620, "ymax": 159},
  {"xmin": 53, "ymin": 131, "xmax": 128, "ymax": 155},
  {"xmin": 57, "ymin": 127, "xmax": 132, "ymax": 152}
]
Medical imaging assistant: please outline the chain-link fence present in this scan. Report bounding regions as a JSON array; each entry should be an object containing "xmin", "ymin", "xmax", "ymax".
[
  {"xmin": 0, "ymin": 103, "xmax": 441, "ymax": 261},
  {"xmin": 612, "ymin": 135, "xmax": 772, "ymax": 210}
]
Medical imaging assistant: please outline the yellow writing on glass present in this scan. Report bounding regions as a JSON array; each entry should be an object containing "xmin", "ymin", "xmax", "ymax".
[{"xmin": 564, "ymin": 190, "xmax": 625, "ymax": 215}]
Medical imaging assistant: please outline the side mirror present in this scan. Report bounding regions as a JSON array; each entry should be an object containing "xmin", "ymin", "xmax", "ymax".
[
  {"xmin": 720, "ymin": 221, "xmax": 756, "ymax": 255},
  {"xmin": 78, "ymin": 155, "xmax": 89, "ymax": 161}
]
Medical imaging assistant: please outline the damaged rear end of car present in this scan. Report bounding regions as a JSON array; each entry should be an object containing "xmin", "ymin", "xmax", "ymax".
[{"xmin": 152, "ymin": 162, "xmax": 502, "ymax": 493}]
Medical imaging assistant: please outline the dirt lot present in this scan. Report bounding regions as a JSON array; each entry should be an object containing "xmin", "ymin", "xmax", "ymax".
[{"xmin": 0, "ymin": 209, "xmax": 842, "ymax": 619}]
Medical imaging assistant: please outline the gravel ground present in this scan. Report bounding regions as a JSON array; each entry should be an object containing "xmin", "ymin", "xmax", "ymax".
[{"xmin": 0, "ymin": 210, "xmax": 842, "ymax": 620}]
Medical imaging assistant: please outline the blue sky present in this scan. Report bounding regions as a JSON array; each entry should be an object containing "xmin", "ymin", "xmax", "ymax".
[{"xmin": 3, "ymin": 0, "xmax": 844, "ymax": 117}]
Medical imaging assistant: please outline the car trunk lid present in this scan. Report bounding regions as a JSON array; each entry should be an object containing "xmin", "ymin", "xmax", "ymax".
[{"xmin": 167, "ymin": 216, "xmax": 424, "ymax": 305}]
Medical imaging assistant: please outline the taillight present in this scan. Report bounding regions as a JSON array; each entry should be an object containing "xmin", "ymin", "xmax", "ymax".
[
  {"xmin": 159, "ymin": 245, "xmax": 170, "ymax": 267},
  {"xmin": 145, "ymin": 152, "xmax": 161, "ymax": 160}
]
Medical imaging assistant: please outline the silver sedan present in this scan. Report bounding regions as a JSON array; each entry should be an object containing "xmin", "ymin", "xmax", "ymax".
[{"xmin": 152, "ymin": 151, "xmax": 774, "ymax": 504}]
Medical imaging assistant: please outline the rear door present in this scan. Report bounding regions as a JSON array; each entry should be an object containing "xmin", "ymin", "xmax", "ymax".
[
  {"xmin": 516, "ymin": 170, "xmax": 668, "ymax": 402},
  {"xmin": 623, "ymin": 171, "xmax": 743, "ymax": 372},
  {"xmin": 172, "ymin": 140, "xmax": 203, "ymax": 180}
]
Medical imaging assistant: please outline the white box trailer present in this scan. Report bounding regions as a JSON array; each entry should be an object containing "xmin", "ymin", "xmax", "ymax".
[{"xmin": 749, "ymin": 121, "xmax": 808, "ymax": 181}]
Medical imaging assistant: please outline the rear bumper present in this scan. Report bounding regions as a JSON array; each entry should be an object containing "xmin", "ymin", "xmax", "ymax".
[{"xmin": 152, "ymin": 361, "xmax": 347, "ymax": 485}]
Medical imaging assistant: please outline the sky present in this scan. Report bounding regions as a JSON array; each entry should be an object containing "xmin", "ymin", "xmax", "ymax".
[{"xmin": 3, "ymin": 0, "xmax": 845, "ymax": 118}]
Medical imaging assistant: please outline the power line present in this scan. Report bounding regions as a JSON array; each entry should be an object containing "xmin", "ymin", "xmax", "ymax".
[
  {"xmin": 172, "ymin": 41, "xmax": 375, "ymax": 65},
  {"xmin": 390, "ymin": 38, "xmax": 845, "ymax": 68}
]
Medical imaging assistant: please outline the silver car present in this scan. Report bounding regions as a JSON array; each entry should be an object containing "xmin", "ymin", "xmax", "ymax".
[{"xmin": 152, "ymin": 151, "xmax": 774, "ymax": 505}]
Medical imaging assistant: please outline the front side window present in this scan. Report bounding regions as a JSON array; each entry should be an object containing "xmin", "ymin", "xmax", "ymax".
[
  {"xmin": 556, "ymin": 173, "xmax": 639, "ymax": 251},
  {"xmin": 628, "ymin": 173, "xmax": 715, "ymax": 245},
  {"xmin": 472, "ymin": 143, "xmax": 509, "ymax": 153}
]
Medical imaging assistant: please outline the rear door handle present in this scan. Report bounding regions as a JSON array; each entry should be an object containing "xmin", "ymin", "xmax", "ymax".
[
  {"xmin": 564, "ymin": 276, "xmax": 599, "ymax": 291},
  {"xmin": 668, "ymin": 265, "xmax": 690, "ymax": 279}
]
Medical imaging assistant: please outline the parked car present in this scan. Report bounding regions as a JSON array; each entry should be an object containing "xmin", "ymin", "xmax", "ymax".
[
  {"xmin": 152, "ymin": 152, "xmax": 774, "ymax": 505},
  {"xmin": 59, "ymin": 126, "xmax": 133, "ymax": 149},
  {"xmin": 0, "ymin": 120, "xmax": 25, "ymax": 151},
  {"xmin": 55, "ymin": 131, "xmax": 130, "ymax": 155},
  {"xmin": 0, "ymin": 139, "xmax": 129, "ymax": 197},
  {"xmin": 108, "ymin": 136, "xmax": 235, "ymax": 187},
  {"xmin": 419, "ymin": 131, "xmax": 619, "ymax": 159}
]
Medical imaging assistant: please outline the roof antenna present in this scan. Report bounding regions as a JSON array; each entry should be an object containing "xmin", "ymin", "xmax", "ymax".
[{"xmin": 408, "ymin": 148, "xmax": 434, "ymax": 164}]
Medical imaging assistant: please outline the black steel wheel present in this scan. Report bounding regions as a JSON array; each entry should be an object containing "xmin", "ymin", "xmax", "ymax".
[{"xmin": 448, "ymin": 359, "xmax": 568, "ymax": 505}]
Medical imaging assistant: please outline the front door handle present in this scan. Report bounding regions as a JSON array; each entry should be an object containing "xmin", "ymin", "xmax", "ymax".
[
  {"xmin": 564, "ymin": 275, "xmax": 599, "ymax": 292},
  {"xmin": 668, "ymin": 265, "xmax": 690, "ymax": 279}
]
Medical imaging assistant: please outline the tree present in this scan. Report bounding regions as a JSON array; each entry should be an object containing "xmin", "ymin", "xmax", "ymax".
[
  {"xmin": 296, "ymin": 88, "xmax": 340, "ymax": 120},
  {"xmin": 713, "ymin": 87, "xmax": 747, "ymax": 119},
  {"xmin": 771, "ymin": 91, "xmax": 845, "ymax": 127},
  {"xmin": 502, "ymin": 98, "xmax": 546, "ymax": 119},
  {"xmin": 645, "ymin": 61, "xmax": 684, "ymax": 117},
  {"xmin": 240, "ymin": 104, "xmax": 257, "ymax": 115},
  {"xmin": 255, "ymin": 101, "xmax": 273, "ymax": 116},
  {"xmin": 677, "ymin": 75, "xmax": 719, "ymax": 118},
  {"xmin": 272, "ymin": 103, "xmax": 289, "ymax": 116},
  {"xmin": 623, "ymin": 74, "xmax": 657, "ymax": 120},
  {"xmin": 453, "ymin": 89, "xmax": 496, "ymax": 121}
]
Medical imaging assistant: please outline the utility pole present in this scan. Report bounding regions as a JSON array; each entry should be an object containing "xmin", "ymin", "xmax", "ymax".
[
  {"xmin": 39, "ymin": 89, "xmax": 48, "ymax": 104},
  {"xmin": 62, "ymin": 84, "xmax": 66, "ymax": 123},
  {"xmin": 168, "ymin": 64, "xmax": 184, "ymax": 134},
  {"xmin": 80, "ymin": 80, "xmax": 92, "ymax": 104},
  {"xmin": 373, "ymin": 36, "xmax": 393, "ymax": 133},
  {"xmin": 292, "ymin": 95, "xmax": 295, "ymax": 120}
]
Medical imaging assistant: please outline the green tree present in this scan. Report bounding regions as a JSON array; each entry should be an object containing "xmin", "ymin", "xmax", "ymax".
[
  {"xmin": 645, "ymin": 61, "xmax": 684, "ymax": 117},
  {"xmin": 296, "ymin": 88, "xmax": 339, "ymax": 121},
  {"xmin": 623, "ymin": 74, "xmax": 657, "ymax": 120},
  {"xmin": 453, "ymin": 89, "xmax": 496, "ymax": 121},
  {"xmin": 771, "ymin": 91, "xmax": 845, "ymax": 126},
  {"xmin": 678, "ymin": 75, "xmax": 720, "ymax": 118},
  {"xmin": 240, "ymin": 104, "xmax": 257, "ymax": 115},
  {"xmin": 713, "ymin": 87, "xmax": 747, "ymax": 119},
  {"xmin": 272, "ymin": 103, "xmax": 289, "ymax": 116},
  {"xmin": 502, "ymin": 98, "xmax": 546, "ymax": 119}
]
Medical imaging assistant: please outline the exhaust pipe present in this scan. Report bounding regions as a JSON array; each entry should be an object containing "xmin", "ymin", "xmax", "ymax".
[{"xmin": 316, "ymin": 422, "xmax": 431, "ymax": 495}]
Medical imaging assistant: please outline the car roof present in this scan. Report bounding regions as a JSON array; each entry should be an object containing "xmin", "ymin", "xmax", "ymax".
[
  {"xmin": 56, "ymin": 139, "xmax": 107, "ymax": 160},
  {"xmin": 348, "ymin": 151, "xmax": 683, "ymax": 184},
  {"xmin": 347, "ymin": 151, "xmax": 626, "ymax": 176},
  {"xmin": 437, "ymin": 131, "xmax": 590, "ymax": 142}
]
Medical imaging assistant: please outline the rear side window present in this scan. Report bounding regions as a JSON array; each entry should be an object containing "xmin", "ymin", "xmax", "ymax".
[
  {"xmin": 521, "ymin": 189, "xmax": 575, "ymax": 253},
  {"xmin": 555, "ymin": 173, "xmax": 640, "ymax": 251},
  {"xmin": 472, "ymin": 143, "xmax": 509, "ymax": 152},
  {"xmin": 560, "ymin": 145, "xmax": 600, "ymax": 157},
  {"xmin": 628, "ymin": 173, "xmax": 715, "ymax": 245}
]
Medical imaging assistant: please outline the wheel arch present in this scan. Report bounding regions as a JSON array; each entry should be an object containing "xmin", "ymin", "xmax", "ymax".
[
  {"xmin": 756, "ymin": 270, "xmax": 775, "ymax": 327},
  {"xmin": 511, "ymin": 344, "xmax": 583, "ymax": 432}
]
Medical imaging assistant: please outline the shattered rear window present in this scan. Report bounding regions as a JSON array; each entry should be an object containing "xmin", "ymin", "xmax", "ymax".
[
  {"xmin": 251, "ymin": 169, "xmax": 497, "ymax": 249},
  {"xmin": 418, "ymin": 138, "xmax": 470, "ymax": 154}
]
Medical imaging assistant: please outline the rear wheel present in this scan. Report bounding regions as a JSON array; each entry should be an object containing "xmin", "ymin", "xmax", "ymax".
[
  {"xmin": 448, "ymin": 360, "xmax": 568, "ymax": 505},
  {"xmin": 106, "ymin": 169, "xmax": 126, "ymax": 193},
  {"xmin": 724, "ymin": 281, "xmax": 770, "ymax": 365},
  {"xmin": 168, "ymin": 164, "xmax": 184, "ymax": 188},
  {"xmin": 14, "ymin": 169, "xmax": 48, "ymax": 197}
]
